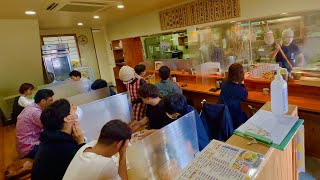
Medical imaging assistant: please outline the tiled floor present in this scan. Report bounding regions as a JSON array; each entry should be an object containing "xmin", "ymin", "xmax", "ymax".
[{"xmin": 306, "ymin": 156, "xmax": 320, "ymax": 179}]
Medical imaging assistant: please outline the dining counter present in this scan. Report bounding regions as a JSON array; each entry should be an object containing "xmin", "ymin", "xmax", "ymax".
[
  {"xmin": 114, "ymin": 69, "xmax": 320, "ymax": 158},
  {"xmin": 226, "ymin": 102, "xmax": 302, "ymax": 180}
]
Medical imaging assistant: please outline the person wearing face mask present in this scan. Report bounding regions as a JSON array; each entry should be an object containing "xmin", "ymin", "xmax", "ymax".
[
  {"xmin": 269, "ymin": 28, "xmax": 305, "ymax": 71},
  {"xmin": 139, "ymin": 93, "xmax": 209, "ymax": 151},
  {"xmin": 134, "ymin": 64, "xmax": 147, "ymax": 78},
  {"xmin": 31, "ymin": 99, "xmax": 85, "ymax": 180},
  {"xmin": 119, "ymin": 65, "xmax": 147, "ymax": 122}
]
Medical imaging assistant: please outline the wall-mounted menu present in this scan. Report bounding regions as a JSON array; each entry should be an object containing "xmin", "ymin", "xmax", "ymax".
[
  {"xmin": 176, "ymin": 140, "xmax": 264, "ymax": 180},
  {"xmin": 159, "ymin": 0, "xmax": 240, "ymax": 30}
]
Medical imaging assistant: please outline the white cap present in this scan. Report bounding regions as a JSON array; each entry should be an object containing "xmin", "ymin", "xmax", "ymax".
[{"xmin": 119, "ymin": 66, "xmax": 136, "ymax": 83}]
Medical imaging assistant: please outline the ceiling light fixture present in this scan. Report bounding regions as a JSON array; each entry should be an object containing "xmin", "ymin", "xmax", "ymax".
[
  {"xmin": 77, "ymin": 22, "xmax": 84, "ymax": 26},
  {"xmin": 280, "ymin": 13, "xmax": 288, "ymax": 15},
  {"xmin": 230, "ymin": 21, "xmax": 236, "ymax": 23},
  {"xmin": 117, "ymin": 4, "xmax": 124, "ymax": 8},
  {"xmin": 94, "ymin": 15, "xmax": 100, "ymax": 19},
  {"xmin": 25, "ymin": 11, "xmax": 36, "ymax": 15}
]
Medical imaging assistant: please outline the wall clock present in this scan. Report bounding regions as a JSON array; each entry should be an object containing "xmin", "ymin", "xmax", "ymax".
[{"xmin": 78, "ymin": 35, "xmax": 88, "ymax": 45}]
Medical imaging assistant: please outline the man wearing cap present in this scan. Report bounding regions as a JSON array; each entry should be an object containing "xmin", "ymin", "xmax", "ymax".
[{"xmin": 119, "ymin": 66, "xmax": 147, "ymax": 122}]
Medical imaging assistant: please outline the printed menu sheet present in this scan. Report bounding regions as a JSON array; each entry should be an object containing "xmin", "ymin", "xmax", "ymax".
[
  {"xmin": 236, "ymin": 110, "xmax": 298, "ymax": 145},
  {"xmin": 176, "ymin": 140, "xmax": 264, "ymax": 180}
]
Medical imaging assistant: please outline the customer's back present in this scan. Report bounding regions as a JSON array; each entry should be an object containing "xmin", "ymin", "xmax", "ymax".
[
  {"xmin": 155, "ymin": 66, "xmax": 182, "ymax": 96},
  {"xmin": 31, "ymin": 99, "xmax": 85, "ymax": 180}
]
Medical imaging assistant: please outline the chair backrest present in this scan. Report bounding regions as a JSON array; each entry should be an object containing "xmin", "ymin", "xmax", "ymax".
[
  {"xmin": 200, "ymin": 102, "xmax": 234, "ymax": 141},
  {"xmin": 11, "ymin": 96, "xmax": 24, "ymax": 123}
]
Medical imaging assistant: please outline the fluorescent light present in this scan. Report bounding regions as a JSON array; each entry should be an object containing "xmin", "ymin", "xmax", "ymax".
[
  {"xmin": 25, "ymin": 11, "xmax": 36, "ymax": 15},
  {"xmin": 117, "ymin": 4, "xmax": 124, "ymax": 8},
  {"xmin": 93, "ymin": 15, "xmax": 100, "ymax": 19},
  {"xmin": 280, "ymin": 13, "xmax": 288, "ymax": 15},
  {"xmin": 230, "ymin": 21, "xmax": 236, "ymax": 23},
  {"xmin": 77, "ymin": 22, "xmax": 84, "ymax": 26}
]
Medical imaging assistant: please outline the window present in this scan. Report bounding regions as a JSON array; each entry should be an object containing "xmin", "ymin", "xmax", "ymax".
[{"xmin": 42, "ymin": 35, "xmax": 81, "ymax": 67}]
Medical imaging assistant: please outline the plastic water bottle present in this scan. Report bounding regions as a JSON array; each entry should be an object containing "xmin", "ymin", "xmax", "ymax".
[{"xmin": 271, "ymin": 68, "xmax": 288, "ymax": 114}]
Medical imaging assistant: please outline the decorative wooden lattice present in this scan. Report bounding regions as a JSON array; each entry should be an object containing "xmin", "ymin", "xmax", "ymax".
[{"xmin": 159, "ymin": 0, "xmax": 240, "ymax": 30}]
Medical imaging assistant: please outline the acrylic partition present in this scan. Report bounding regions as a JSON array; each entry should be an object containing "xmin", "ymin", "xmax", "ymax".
[
  {"xmin": 37, "ymin": 80, "xmax": 72, "ymax": 89},
  {"xmin": 38, "ymin": 79, "xmax": 92, "ymax": 100},
  {"xmin": 66, "ymin": 87, "xmax": 110, "ymax": 106},
  {"xmin": 127, "ymin": 111, "xmax": 199, "ymax": 180},
  {"xmin": 77, "ymin": 93, "xmax": 131, "ymax": 141}
]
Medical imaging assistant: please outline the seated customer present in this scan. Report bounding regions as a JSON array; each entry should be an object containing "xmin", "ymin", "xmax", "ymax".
[
  {"xmin": 63, "ymin": 120, "xmax": 132, "ymax": 180},
  {"xmin": 91, "ymin": 79, "xmax": 117, "ymax": 96},
  {"xmin": 69, "ymin": 70, "xmax": 82, "ymax": 81},
  {"xmin": 141, "ymin": 93, "xmax": 209, "ymax": 151},
  {"xmin": 17, "ymin": 83, "xmax": 35, "ymax": 107},
  {"xmin": 130, "ymin": 84, "xmax": 168, "ymax": 132},
  {"xmin": 31, "ymin": 99, "xmax": 85, "ymax": 180},
  {"xmin": 16, "ymin": 89, "xmax": 54, "ymax": 159},
  {"xmin": 12, "ymin": 83, "xmax": 35, "ymax": 123},
  {"xmin": 69, "ymin": 70, "xmax": 91, "ymax": 93},
  {"xmin": 155, "ymin": 66, "xmax": 182, "ymax": 96},
  {"xmin": 134, "ymin": 64, "xmax": 147, "ymax": 78},
  {"xmin": 218, "ymin": 63, "xmax": 251, "ymax": 129}
]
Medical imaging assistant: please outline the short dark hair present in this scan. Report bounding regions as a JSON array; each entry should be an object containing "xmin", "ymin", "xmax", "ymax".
[
  {"xmin": 227, "ymin": 63, "xmax": 244, "ymax": 83},
  {"xmin": 159, "ymin": 66, "xmax": 170, "ymax": 80},
  {"xmin": 69, "ymin": 70, "xmax": 81, "ymax": 78},
  {"xmin": 138, "ymin": 84, "xmax": 159, "ymax": 98},
  {"xmin": 97, "ymin": 120, "xmax": 132, "ymax": 145},
  {"xmin": 134, "ymin": 64, "xmax": 146, "ymax": 75},
  {"xmin": 91, "ymin": 79, "xmax": 108, "ymax": 90},
  {"xmin": 34, "ymin": 89, "xmax": 54, "ymax": 103},
  {"xmin": 159, "ymin": 93, "xmax": 187, "ymax": 114},
  {"xmin": 41, "ymin": 99, "xmax": 70, "ymax": 130},
  {"xmin": 19, "ymin": 83, "xmax": 34, "ymax": 94}
]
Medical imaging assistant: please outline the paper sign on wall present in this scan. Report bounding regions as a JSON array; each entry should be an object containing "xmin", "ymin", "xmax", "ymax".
[{"xmin": 187, "ymin": 27, "xmax": 198, "ymax": 43}]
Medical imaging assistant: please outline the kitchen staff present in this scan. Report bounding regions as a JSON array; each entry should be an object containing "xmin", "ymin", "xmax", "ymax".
[{"xmin": 269, "ymin": 28, "xmax": 304, "ymax": 72}]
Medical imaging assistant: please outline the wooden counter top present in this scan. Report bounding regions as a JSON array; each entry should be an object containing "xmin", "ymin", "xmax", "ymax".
[
  {"xmin": 226, "ymin": 103, "xmax": 299, "ymax": 180},
  {"xmin": 177, "ymin": 82, "xmax": 320, "ymax": 113}
]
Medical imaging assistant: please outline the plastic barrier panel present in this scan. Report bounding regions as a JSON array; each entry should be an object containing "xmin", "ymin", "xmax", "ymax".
[
  {"xmin": 66, "ymin": 87, "xmax": 110, "ymax": 106},
  {"xmin": 77, "ymin": 93, "xmax": 131, "ymax": 141},
  {"xmin": 127, "ymin": 111, "xmax": 199, "ymax": 180}
]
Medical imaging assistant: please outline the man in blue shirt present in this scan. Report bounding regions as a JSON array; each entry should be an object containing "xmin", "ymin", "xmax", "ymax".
[{"xmin": 155, "ymin": 66, "xmax": 182, "ymax": 96}]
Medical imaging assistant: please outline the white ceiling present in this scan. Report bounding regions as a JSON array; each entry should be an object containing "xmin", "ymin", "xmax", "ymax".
[{"xmin": 0, "ymin": 0, "xmax": 186, "ymax": 29}]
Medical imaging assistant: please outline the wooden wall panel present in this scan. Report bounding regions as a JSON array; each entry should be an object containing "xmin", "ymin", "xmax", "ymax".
[
  {"xmin": 160, "ymin": 0, "xmax": 240, "ymax": 30},
  {"xmin": 122, "ymin": 37, "xmax": 144, "ymax": 68}
]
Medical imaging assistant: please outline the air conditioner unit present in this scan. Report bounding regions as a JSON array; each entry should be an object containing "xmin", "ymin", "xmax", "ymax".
[{"xmin": 42, "ymin": 0, "xmax": 119, "ymax": 13}]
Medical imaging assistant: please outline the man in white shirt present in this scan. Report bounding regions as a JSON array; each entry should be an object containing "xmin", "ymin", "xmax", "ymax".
[
  {"xmin": 69, "ymin": 70, "xmax": 92, "ymax": 93},
  {"xmin": 63, "ymin": 120, "xmax": 132, "ymax": 180}
]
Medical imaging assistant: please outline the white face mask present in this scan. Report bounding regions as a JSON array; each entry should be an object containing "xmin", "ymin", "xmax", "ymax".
[
  {"xmin": 75, "ymin": 106, "xmax": 83, "ymax": 120},
  {"xmin": 166, "ymin": 112, "xmax": 179, "ymax": 120}
]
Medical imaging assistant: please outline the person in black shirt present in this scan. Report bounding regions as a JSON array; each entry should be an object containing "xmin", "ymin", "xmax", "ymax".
[
  {"xmin": 269, "ymin": 28, "xmax": 304, "ymax": 72},
  {"xmin": 130, "ymin": 84, "xmax": 168, "ymax": 134},
  {"xmin": 31, "ymin": 99, "xmax": 85, "ymax": 180}
]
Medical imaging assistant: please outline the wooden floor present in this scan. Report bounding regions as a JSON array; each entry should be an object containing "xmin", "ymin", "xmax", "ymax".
[
  {"xmin": 1, "ymin": 124, "xmax": 320, "ymax": 180},
  {"xmin": 0, "ymin": 125, "xmax": 19, "ymax": 180}
]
